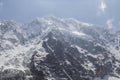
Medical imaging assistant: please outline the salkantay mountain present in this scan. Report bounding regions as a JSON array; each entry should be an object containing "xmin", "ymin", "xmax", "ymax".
[{"xmin": 0, "ymin": 17, "xmax": 120, "ymax": 80}]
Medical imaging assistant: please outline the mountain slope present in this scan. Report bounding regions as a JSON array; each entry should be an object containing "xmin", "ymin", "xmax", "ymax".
[{"xmin": 0, "ymin": 17, "xmax": 120, "ymax": 80}]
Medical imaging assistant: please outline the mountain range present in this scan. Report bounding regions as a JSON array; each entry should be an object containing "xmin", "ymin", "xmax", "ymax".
[{"xmin": 0, "ymin": 16, "xmax": 120, "ymax": 80}]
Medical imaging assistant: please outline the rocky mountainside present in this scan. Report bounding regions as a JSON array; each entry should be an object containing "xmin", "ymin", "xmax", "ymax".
[{"xmin": 0, "ymin": 17, "xmax": 120, "ymax": 80}]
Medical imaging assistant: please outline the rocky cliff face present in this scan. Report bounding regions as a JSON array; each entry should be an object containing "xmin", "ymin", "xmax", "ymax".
[{"xmin": 0, "ymin": 17, "xmax": 120, "ymax": 80}]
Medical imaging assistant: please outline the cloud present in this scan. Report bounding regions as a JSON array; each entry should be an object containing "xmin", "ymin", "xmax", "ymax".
[
  {"xmin": 97, "ymin": 0, "xmax": 107, "ymax": 16},
  {"xmin": 99, "ymin": 0, "xmax": 107, "ymax": 12},
  {"xmin": 106, "ymin": 19, "xmax": 114, "ymax": 29}
]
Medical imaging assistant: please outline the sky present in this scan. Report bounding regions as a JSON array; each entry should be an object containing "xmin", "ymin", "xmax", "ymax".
[{"xmin": 0, "ymin": 0, "xmax": 120, "ymax": 29}]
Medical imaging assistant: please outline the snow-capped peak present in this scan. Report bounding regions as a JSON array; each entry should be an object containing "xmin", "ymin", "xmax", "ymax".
[{"xmin": 0, "ymin": 17, "xmax": 120, "ymax": 80}]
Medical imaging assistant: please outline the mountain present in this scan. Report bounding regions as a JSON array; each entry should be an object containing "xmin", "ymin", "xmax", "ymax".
[{"xmin": 0, "ymin": 17, "xmax": 120, "ymax": 80}]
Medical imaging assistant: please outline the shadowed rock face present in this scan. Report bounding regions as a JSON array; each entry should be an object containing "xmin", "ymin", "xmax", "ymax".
[
  {"xmin": 0, "ymin": 32, "xmax": 118, "ymax": 80},
  {"xmin": 0, "ymin": 69, "xmax": 25, "ymax": 80},
  {"xmin": 29, "ymin": 32, "xmax": 119, "ymax": 80}
]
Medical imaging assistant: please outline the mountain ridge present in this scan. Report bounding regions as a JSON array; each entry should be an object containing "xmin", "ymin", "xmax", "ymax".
[{"xmin": 0, "ymin": 17, "xmax": 120, "ymax": 80}]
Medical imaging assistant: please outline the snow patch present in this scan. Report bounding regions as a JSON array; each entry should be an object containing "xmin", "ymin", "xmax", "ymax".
[{"xmin": 72, "ymin": 31, "xmax": 86, "ymax": 36}]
